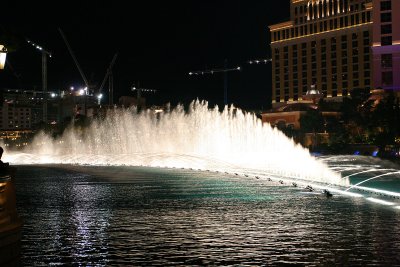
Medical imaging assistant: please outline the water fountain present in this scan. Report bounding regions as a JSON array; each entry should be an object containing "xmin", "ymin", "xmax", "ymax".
[
  {"xmin": 7, "ymin": 101, "xmax": 400, "ymax": 266},
  {"xmin": 5, "ymin": 100, "xmax": 348, "ymax": 187}
]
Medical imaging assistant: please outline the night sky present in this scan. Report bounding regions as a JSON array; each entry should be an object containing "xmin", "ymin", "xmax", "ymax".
[{"xmin": 1, "ymin": 1, "xmax": 289, "ymax": 110}]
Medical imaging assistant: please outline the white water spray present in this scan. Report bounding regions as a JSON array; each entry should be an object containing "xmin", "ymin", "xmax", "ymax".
[{"xmin": 5, "ymin": 100, "xmax": 348, "ymax": 186}]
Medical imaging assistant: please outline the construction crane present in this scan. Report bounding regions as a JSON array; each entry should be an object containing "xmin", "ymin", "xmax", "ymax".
[
  {"xmin": 188, "ymin": 57, "xmax": 271, "ymax": 106},
  {"xmin": 189, "ymin": 59, "xmax": 241, "ymax": 106},
  {"xmin": 26, "ymin": 39, "xmax": 52, "ymax": 123},
  {"xmin": 58, "ymin": 28, "xmax": 90, "ymax": 91},
  {"xmin": 131, "ymin": 82, "xmax": 157, "ymax": 109},
  {"xmin": 247, "ymin": 58, "xmax": 272, "ymax": 64},
  {"xmin": 98, "ymin": 53, "xmax": 118, "ymax": 106}
]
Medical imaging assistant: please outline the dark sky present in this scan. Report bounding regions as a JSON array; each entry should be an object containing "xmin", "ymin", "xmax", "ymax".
[{"xmin": 1, "ymin": 1, "xmax": 289, "ymax": 110}]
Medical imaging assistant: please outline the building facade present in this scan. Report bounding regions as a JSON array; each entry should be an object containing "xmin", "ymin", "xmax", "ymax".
[
  {"xmin": 270, "ymin": 0, "xmax": 374, "ymax": 107},
  {"xmin": 371, "ymin": 0, "xmax": 400, "ymax": 92},
  {"xmin": 1, "ymin": 89, "xmax": 56, "ymax": 127},
  {"xmin": 0, "ymin": 102, "xmax": 31, "ymax": 130}
]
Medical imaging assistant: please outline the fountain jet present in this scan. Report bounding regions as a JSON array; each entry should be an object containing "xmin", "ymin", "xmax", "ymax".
[{"xmin": 5, "ymin": 100, "xmax": 348, "ymax": 186}]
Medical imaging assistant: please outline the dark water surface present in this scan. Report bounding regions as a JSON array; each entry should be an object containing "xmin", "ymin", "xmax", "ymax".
[{"xmin": 14, "ymin": 165, "xmax": 400, "ymax": 266}]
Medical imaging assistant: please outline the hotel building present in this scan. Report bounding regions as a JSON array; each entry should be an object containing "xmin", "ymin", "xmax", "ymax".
[
  {"xmin": 269, "ymin": 0, "xmax": 400, "ymax": 108},
  {"xmin": 371, "ymin": 0, "xmax": 400, "ymax": 92}
]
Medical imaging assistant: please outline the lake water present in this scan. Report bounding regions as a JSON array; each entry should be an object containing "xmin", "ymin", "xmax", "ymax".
[{"xmin": 13, "ymin": 157, "xmax": 400, "ymax": 266}]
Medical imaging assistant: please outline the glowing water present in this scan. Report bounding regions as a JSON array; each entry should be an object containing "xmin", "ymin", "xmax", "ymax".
[
  {"xmin": 321, "ymin": 155, "xmax": 400, "ymax": 198},
  {"xmin": 4, "ymin": 100, "xmax": 348, "ymax": 186},
  {"xmin": 345, "ymin": 171, "xmax": 400, "ymax": 191}
]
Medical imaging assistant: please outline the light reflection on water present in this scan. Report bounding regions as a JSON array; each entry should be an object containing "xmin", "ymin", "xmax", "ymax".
[{"xmin": 15, "ymin": 165, "xmax": 400, "ymax": 266}]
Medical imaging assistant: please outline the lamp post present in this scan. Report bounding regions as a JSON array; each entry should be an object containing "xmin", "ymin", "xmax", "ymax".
[{"xmin": 0, "ymin": 45, "xmax": 7, "ymax": 70}]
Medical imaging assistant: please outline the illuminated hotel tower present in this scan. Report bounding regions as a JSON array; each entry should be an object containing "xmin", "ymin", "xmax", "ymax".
[
  {"xmin": 269, "ymin": 0, "xmax": 374, "ymax": 107},
  {"xmin": 372, "ymin": 0, "xmax": 400, "ymax": 92}
]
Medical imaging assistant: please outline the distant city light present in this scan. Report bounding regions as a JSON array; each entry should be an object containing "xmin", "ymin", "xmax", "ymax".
[{"xmin": 248, "ymin": 58, "xmax": 272, "ymax": 64}]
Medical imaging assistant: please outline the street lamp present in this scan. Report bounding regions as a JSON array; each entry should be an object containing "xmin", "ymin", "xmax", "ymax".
[
  {"xmin": 0, "ymin": 45, "xmax": 7, "ymax": 70},
  {"xmin": 97, "ymin": 93, "xmax": 103, "ymax": 105}
]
